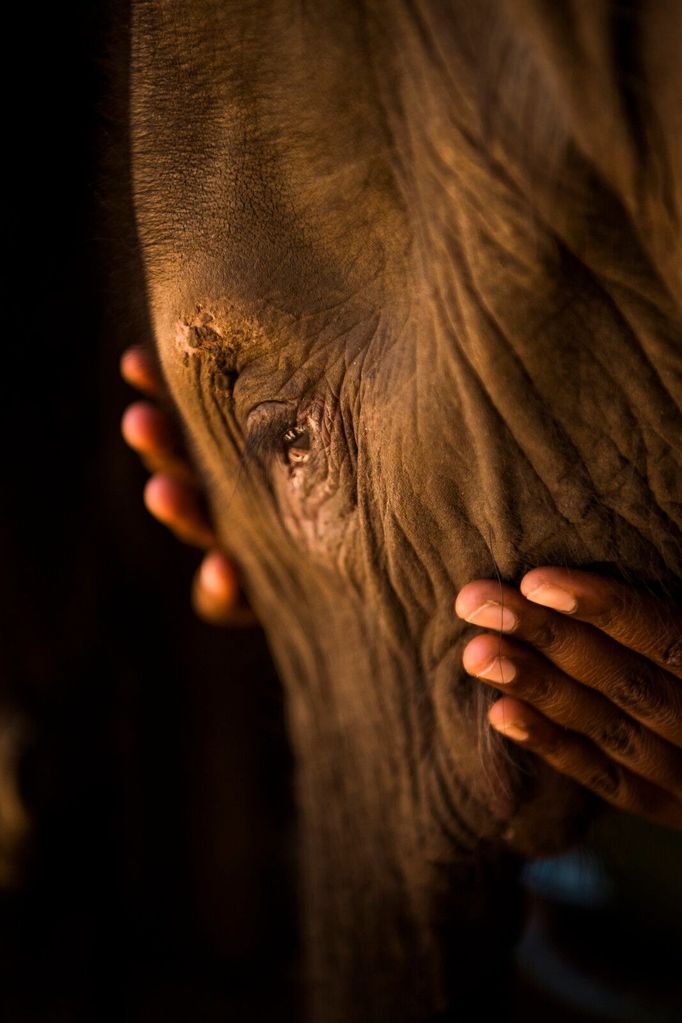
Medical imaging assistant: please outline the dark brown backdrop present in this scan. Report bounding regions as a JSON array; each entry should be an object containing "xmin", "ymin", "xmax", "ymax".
[{"xmin": 2, "ymin": 4, "xmax": 294, "ymax": 1020}]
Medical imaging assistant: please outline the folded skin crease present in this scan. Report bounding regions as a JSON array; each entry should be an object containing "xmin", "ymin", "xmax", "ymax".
[
  {"xmin": 121, "ymin": 355, "xmax": 682, "ymax": 831},
  {"xmin": 128, "ymin": 2, "xmax": 682, "ymax": 1020}
]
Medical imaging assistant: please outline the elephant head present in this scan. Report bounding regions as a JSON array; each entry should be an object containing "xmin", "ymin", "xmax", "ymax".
[{"xmin": 130, "ymin": 1, "xmax": 682, "ymax": 1018}]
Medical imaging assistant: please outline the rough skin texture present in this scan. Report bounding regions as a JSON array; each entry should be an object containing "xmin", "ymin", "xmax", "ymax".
[{"xmin": 131, "ymin": 2, "xmax": 682, "ymax": 1019}]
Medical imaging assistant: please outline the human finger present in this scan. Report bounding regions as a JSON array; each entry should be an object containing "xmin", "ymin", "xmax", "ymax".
[
  {"xmin": 455, "ymin": 579, "xmax": 682, "ymax": 747},
  {"xmin": 121, "ymin": 401, "xmax": 196, "ymax": 482},
  {"xmin": 144, "ymin": 473, "xmax": 216, "ymax": 549},
  {"xmin": 520, "ymin": 567, "xmax": 682, "ymax": 679},
  {"xmin": 121, "ymin": 400, "xmax": 179, "ymax": 461},
  {"xmin": 192, "ymin": 550, "xmax": 258, "ymax": 627},
  {"xmin": 488, "ymin": 696, "xmax": 682, "ymax": 830},
  {"xmin": 463, "ymin": 632, "xmax": 682, "ymax": 799},
  {"xmin": 120, "ymin": 346, "xmax": 163, "ymax": 397}
]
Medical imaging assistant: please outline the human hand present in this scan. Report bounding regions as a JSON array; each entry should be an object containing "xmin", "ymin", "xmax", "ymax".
[
  {"xmin": 120, "ymin": 346, "xmax": 256, "ymax": 626},
  {"xmin": 455, "ymin": 568, "xmax": 682, "ymax": 829}
]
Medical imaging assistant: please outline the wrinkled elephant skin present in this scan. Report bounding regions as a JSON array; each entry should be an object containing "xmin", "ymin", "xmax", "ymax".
[{"xmin": 130, "ymin": 2, "xmax": 682, "ymax": 1019}]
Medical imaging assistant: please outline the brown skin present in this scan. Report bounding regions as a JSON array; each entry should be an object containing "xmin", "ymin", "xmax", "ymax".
[
  {"xmin": 122, "ymin": 356, "xmax": 682, "ymax": 829},
  {"xmin": 457, "ymin": 569, "xmax": 682, "ymax": 829},
  {"xmin": 120, "ymin": 347, "xmax": 256, "ymax": 626},
  {"xmin": 128, "ymin": 2, "xmax": 682, "ymax": 1018}
]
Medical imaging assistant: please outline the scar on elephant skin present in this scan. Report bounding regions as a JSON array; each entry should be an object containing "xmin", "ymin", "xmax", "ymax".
[{"xmin": 175, "ymin": 306, "xmax": 240, "ymax": 388}]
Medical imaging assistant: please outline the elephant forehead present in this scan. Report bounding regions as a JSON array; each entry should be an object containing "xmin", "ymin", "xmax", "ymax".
[
  {"xmin": 131, "ymin": 1, "xmax": 560, "ymax": 368},
  {"xmin": 130, "ymin": 0, "xmax": 682, "ymax": 593},
  {"xmin": 130, "ymin": 0, "xmax": 408, "ymax": 322}
]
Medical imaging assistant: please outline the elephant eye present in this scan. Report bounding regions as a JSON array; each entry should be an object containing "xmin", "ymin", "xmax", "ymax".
[{"xmin": 283, "ymin": 425, "xmax": 311, "ymax": 464}]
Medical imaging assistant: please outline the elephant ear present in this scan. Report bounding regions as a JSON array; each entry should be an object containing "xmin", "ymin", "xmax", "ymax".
[{"xmin": 512, "ymin": 0, "xmax": 682, "ymax": 302}]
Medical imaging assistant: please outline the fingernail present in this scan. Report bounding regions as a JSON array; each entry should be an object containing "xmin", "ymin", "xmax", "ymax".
[
  {"xmin": 464, "ymin": 601, "xmax": 518, "ymax": 631},
  {"xmin": 523, "ymin": 584, "xmax": 577, "ymax": 614},
  {"xmin": 199, "ymin": 552, "xmax": 235, "ymax": 600},
  {"xmin": 472, "ymin": 656, "xmax": 517, "ymax": 684},
  {"xmin": 491, "ymin": 720, "xmax": 529, "ymax": 741}
]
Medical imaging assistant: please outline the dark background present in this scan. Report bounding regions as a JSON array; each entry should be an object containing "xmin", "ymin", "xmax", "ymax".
[
  {"xmin": 2, "ymin": 4, "xmax": 294, "ymax": 1019},
  {"xmin": 2, "ymin": 5, "xmax": 680, "ymax": 1022}
]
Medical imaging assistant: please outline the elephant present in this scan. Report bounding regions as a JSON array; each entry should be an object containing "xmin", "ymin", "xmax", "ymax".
[{"xmin": 129, "ymin": 1, "xmax": 682, "ymax": 1019}]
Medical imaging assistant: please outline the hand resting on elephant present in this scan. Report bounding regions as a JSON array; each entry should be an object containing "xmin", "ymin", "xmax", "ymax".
[
  {"xmin": 120, "ymin": 344, "xmax": 256, "ymax": 626},
  {"xmin": 122, "ymin": 345, "xmax": 682, "ymax": 831},
  {"xmin": 455, "ymin": 569, "xmax": 682, "ymax": 830}
]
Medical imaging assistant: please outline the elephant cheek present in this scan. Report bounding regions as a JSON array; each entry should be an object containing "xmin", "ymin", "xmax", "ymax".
[{"xmin": 273, "ymin": 465, "xmax": 359, "ymax": 566}]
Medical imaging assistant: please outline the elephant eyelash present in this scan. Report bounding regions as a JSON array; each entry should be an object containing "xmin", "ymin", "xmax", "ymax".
[
  {"xmin": 283, "ymin": 425, "xmax": 311, "ymax": 464},
  {"xmin": 242, "ymin": 418, "xmax": 284, "ymax": 464},
  {"xmin": 242, "ymin": 409, "xmax": 311, "ymax": 469},
  {"xmin": 283, "ymin": 426, "xmax": 304, "ymax": 444}
]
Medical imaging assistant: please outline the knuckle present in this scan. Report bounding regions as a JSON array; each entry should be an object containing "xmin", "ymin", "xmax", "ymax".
[
  {"xmin": 609, "ymin": 665, "xmax": 665, "ymax": 720},
  {"xmin": 587, "ymin": 760, "xmax": 623, "ymax": 799},
  {"xmin": 596, "ymin": 717, "xmax": 639, "ymax": 759},
  {"xmin": 522, "ymin": 672, "xmax": 553, "ymax": 704},
  {"xmin": 661, "ymin": 636, "xmax": 682, "ymax": 674},
  {"xmin": 530, "ymin": 617, "xmax": 563, "ymax": 651},
  {"xmin": 590, "ymin": 586, "xmax": 630, "ymax": 631},
  {"xmin": 536, "ymin": 725, "xmax": 566, "ymax": 759}
]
